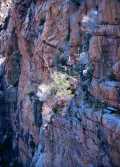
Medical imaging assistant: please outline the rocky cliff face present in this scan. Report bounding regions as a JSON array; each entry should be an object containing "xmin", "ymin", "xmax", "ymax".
[{"xmin": 1, "ymin": 0, "xmax": 120, "ymax": 167}]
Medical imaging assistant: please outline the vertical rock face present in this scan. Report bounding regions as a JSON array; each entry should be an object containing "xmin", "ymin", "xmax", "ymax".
[
  {"xmin": 89, "ymin": 0, "xmax": 120, "ymax": 109},
  {"xmin": 1, "ymin": 0, "xmax": 120, "ymax": 167}
]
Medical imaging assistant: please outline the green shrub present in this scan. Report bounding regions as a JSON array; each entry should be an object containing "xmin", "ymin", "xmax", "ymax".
[{"xmin": 51, "ymin": 71, "xmax": 74, "ymax": 98}]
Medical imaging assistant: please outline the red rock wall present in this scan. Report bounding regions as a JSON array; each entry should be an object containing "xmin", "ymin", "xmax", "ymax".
[{"xmin": 1, "ymin": 0, "xmax": 120, "ymax": 166}]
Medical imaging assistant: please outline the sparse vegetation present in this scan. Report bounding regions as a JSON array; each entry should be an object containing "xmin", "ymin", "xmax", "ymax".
[
  {"xmin": 90, "ymin": 97, "xmax": 107, "ymax": 109},
  {"xmin": 53, "ymin": 53, "xmax": 81, "ymax": 77},
  {"xmin": 70, "ymin": 0, "xmax": 81, "ymax": 6},
  {"xmin": 39, "ymin": 17, "xmax": 45, "ymax": 26},
  {"xmin": 27, "ymin": 90, "xmax": 35, "ymax": 97},
  {"xmin": 93, "ymin": 100, "xmax": 105, "ymax": 109},
  {"xmin": 52, "ymin": 103, "xmax": 62, "ymax": 114},
  {"xmin": 51, "ymin": 71, "xmax": 75, "ymax": 98}
]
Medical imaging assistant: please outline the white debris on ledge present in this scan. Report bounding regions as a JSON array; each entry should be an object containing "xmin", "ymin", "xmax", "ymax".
[{"xmin": 36, "ymin": 83, "xmax": 51, "ymax": 101}]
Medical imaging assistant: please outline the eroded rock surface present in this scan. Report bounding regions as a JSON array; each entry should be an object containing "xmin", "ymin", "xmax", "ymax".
[{"xmin": 1, "ymin": 0, "xmax": 120, "ymax": 167}]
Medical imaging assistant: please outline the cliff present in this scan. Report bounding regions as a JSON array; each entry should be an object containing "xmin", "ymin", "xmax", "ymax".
[{"xmin": 0, "ymin": 0, "xmax": 120, "ymax": 167}]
